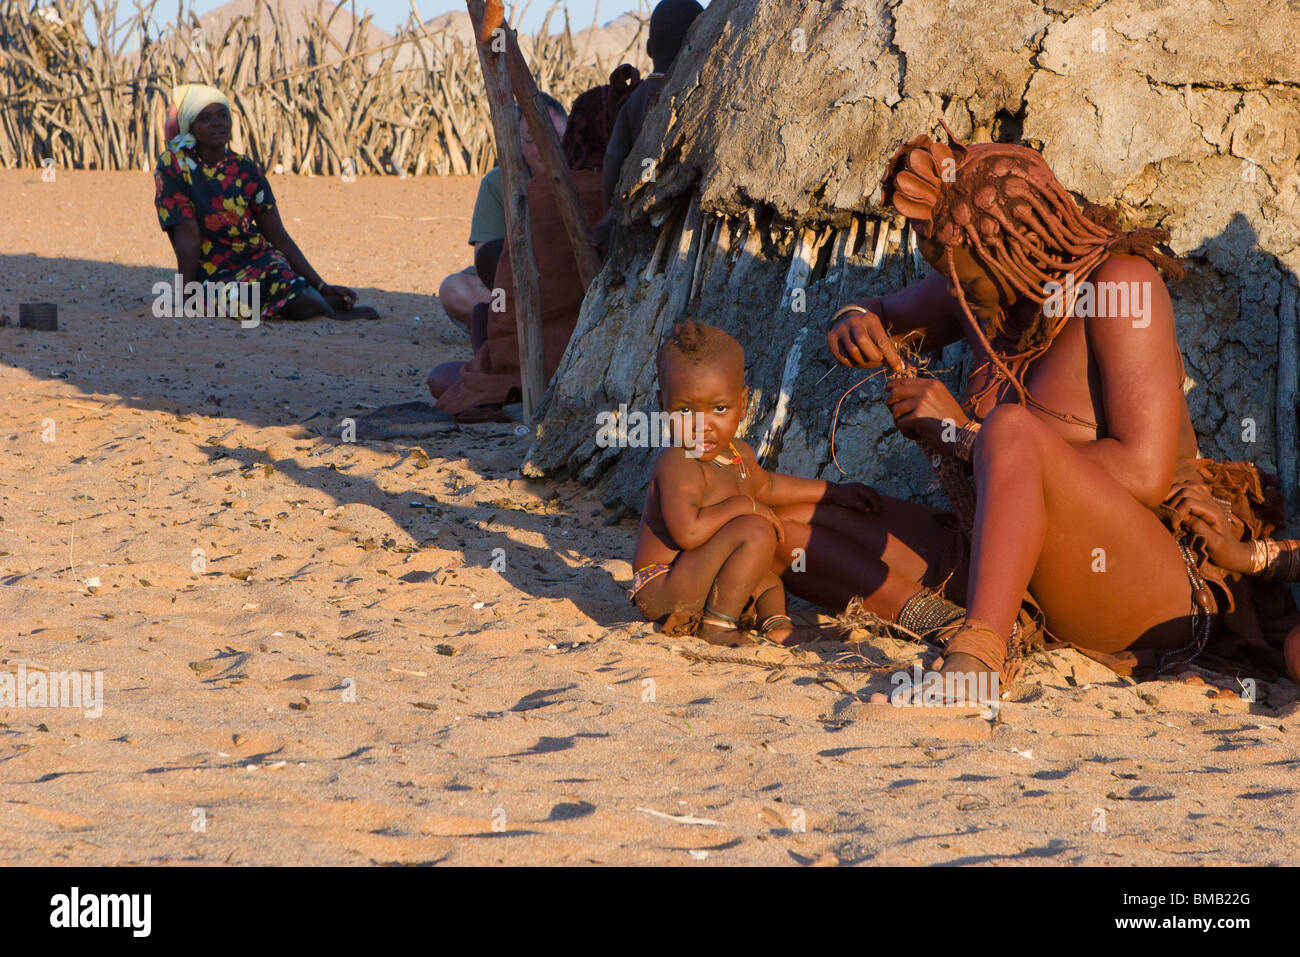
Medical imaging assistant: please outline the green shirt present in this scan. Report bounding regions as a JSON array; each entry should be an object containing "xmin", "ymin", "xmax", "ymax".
[{"xmin": 468, "ymin": 166, "xmax": 506, "ymax": 245}]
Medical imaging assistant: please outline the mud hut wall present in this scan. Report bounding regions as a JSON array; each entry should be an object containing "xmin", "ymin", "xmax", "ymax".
[{"xmin": 531, "ymin": 0, "xmax": 1300, "ymax": 521}]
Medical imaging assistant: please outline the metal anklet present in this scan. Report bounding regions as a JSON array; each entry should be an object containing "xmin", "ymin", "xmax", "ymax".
[{"xmin": 896, "ymin": 587, "xmax": 965, "ymax": 640}]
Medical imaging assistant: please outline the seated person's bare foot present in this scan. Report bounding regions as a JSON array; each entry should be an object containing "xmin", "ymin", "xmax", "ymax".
[
  {"xmin": 317, "ymin": 284, "xmax": 379, "ymax": 319},
  {"xmin": 697, "ymin": 607, "xmax": 754, "ymax": 648},
  {"xmin": 936, "ymin": 651, "xmax": 998, "ymax": 683},
  {"xmin": 887, "ymin": 651, "xmax": 1000, "ymax": 708},
  {"xmin": 886, "ymin": 618, "xmax": 1004, "ymax": 706}
]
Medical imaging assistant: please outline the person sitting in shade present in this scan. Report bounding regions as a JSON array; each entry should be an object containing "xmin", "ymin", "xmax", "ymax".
[
  {"xmin": 428, "ymin": 68, "xmax": 640, "ymax": 420},
  {"xmin": 153, "ymin": 84, "xmax": 378, "ymax": 322},
  {"xmin": 436, "ymin": 94, "xmax": 568, "ymax": 333}
]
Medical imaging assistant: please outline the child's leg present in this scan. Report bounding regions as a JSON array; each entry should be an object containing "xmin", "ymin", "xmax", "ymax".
[
  {"xmin": 635, "ymin": 514, "xmax": 778, "ymax": 647},
  {"xmin": 751, "ymin": 572, "xmax": 788, "ymax": 638},
  {"xmin": 750, "ymin": 573, "xmax": 844, "ymax": 646}
]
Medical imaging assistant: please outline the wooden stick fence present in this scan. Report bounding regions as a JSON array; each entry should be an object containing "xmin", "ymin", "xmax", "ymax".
[{"xmin": 0, "ymin": 0, "xmax": 648, "ymax": 175}]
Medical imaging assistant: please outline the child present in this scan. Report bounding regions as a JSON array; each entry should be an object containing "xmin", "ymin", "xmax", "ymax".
[
  {"xmin": 630, "ymin": 320, "xmax": 881, "ymax": 647},
  {"xmin": 1169, "ymin": 478, "xmax": 1300, "ymax": 683}
]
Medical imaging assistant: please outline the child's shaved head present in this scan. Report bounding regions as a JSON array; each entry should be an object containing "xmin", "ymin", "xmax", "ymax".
[{"xmin": 657, "ymin": 319, "xmax": 744, "ymax": 383}]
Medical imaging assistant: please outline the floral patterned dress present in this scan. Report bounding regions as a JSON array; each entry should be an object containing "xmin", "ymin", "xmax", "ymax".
[{"xmin": 154, "ymin": 147, "xmax": 307, "ymax": 317}]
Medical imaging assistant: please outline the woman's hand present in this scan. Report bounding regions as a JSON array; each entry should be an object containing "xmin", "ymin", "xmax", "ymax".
[
  {"xmin": 319, "ymin": 284, "xmax": 357, "ymax": 309},
  {"xmin": 827, "ymin": 307, "xmax": 903, "ymax": 371},
  {"xmin": 824, "ymin": 481, "xmax": 881, "ymax": 513},
  {"xmin": 1167, "ymin": 480, "xmax": 1253, "ymax": 573},
  {"xmin": 884, "ymin": 377, "xmax": 969, "ymax": 452}
]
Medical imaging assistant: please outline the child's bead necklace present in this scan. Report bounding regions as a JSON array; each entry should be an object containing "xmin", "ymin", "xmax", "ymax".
[{"xmin": 710, "ymin": 442, "xmax": 748, "ymax": 479}]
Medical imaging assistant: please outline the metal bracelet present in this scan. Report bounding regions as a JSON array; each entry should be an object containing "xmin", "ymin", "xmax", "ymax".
[
  {"xmin": 954, "ymin": 421, "xmax": 981, "ymax": 463},
  {"xmin": 1248, "ymin": 538, "xmax": 1269, "ymax": 575}
]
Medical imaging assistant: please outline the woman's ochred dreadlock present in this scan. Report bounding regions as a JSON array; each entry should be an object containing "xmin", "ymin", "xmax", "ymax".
[{"xmin": 881, "ymin": 122, "xmax": 1185, "ymax": 418}]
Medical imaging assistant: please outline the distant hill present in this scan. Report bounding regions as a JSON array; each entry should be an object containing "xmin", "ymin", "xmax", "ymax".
[
  {"xmin": 395, "ymin": 9, "xmax": 647, "ymax": 73},
  {"xmin": 570, "ymin": 13, "xmax": 646, "ymax": 67},
  {"xmin": 419, "ymin": 10, "xmax": 475, "ymax": 47},
  {"xmin": 189, "ymin": 0, "xmax": 393, "ymax": 50}
]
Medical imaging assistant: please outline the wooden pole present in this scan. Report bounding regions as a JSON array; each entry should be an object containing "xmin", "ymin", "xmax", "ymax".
[
  {"xmin": 466, "ymin": 0, "xmax": 546, "ymax": 425},
  {"xmin": 499, "ymin": 27, "xmax": 603, "ymax": 291}
]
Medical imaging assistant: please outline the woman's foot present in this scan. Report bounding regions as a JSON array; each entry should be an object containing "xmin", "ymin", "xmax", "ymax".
[
  {"xmin": 936, "ymin": 651, "xmax": 999, "ymax": 685},
  {"xmin": 926, "ymin": 618, "xmax": 1008, "ymax": 704}
]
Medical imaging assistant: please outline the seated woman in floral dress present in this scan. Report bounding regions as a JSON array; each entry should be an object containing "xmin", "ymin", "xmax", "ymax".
[{"xmin": 153, "ymin": 84, "xmax": 377, "ymax": 322}]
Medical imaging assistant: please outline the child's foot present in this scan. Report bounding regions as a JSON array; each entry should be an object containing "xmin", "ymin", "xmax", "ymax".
[
  {"xmin": 698, "ymin": 609, "xmax": 754, "ymax": 648},
  {"xmin": 758, "ymin": 614, "xmax": 796, "ymax": 645}
]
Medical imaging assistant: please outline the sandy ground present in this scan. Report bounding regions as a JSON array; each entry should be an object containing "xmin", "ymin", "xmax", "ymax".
[{"xmin": 0, "ymin": 168, "xmax": 1297, "ymax": 866}]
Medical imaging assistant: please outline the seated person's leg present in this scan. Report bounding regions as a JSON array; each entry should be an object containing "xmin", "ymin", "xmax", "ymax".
[
  {"xmin": 474, "ymin": 239, "xmax": 504, "ymax": 289},
  {"xmin": 634, "ymin": 514, "xmax": 779, "ymax": 647},
  {"xmin": 278, "ymin": 287, "xmax": 335, "ymax": 320},
  {"xmin": 427, "ymin": 361, "xmax": 467, "ymax": 400},
  {"xmin": 470, "ymin": 301, "xmax": 490, "ymax": 353},
  {"xmin": 438, "ymin": 265, "xmax": 490, "ymax": 328},
  {"xmin": 771, "ymin": 498, "xmax": 961, "ymax": 616},
  {"xmin": 751, "ymin": 573, "xmax": 794, "ymax": 644},
  {"xmin": 750, "ymin": 571, "xmax": 845, "ymax": 646}
]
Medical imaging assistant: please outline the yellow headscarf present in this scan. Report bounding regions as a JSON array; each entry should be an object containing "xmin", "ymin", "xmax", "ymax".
[{"xmin": 165, "ymin": 84, "xmax": 230, "ymax": 150}]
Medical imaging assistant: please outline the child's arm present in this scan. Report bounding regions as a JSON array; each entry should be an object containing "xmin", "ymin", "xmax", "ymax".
[
  {"xmin": 739, "ymin": 443, "xmax": 880, "ymax": 513},
  {"xmin": 656, "ymin": 450, "xmax": 783, "ymax": 548}
]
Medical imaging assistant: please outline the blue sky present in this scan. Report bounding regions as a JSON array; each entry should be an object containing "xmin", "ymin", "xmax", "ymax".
[{"xmin": 145, "ymin": 1, "xmax": 668, "ymax": 34}]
